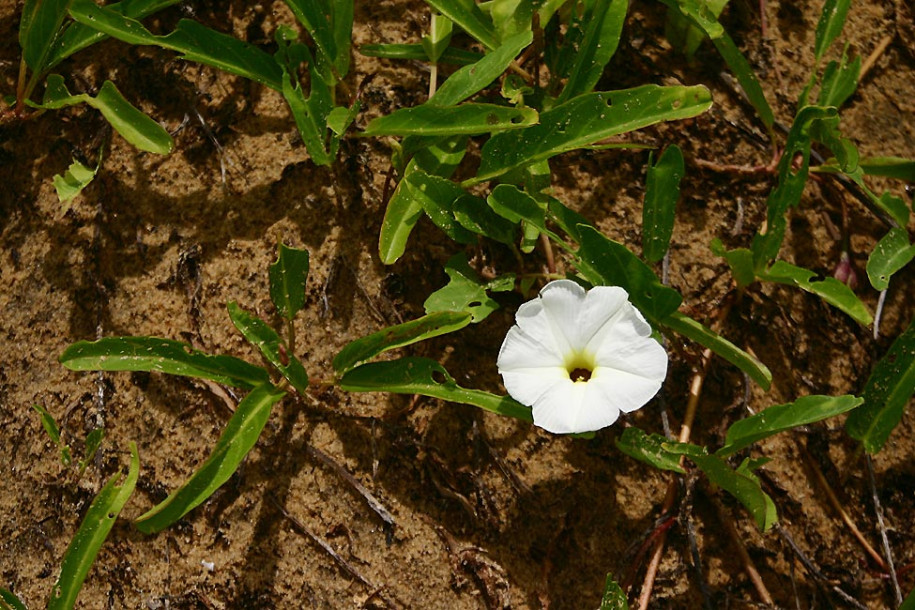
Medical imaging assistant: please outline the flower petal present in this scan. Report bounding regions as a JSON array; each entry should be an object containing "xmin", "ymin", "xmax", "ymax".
[
  {"xmin": 531, "ymin": 378, "xmax": 621, "ymax": 434},
  {"xmin": 590, "ymin": 358, "xmax": 665, "ymax": 413},
  {"xmin": 497, "ymin": 325, "xmax": 564, "ymax": 371},
  {"xmin": 501, "ymin": 366, "xmax": 569, "ymax": 408},
  {"xmin": 532, "ymin": 280, "xmax": 588, "ymax": 353}
]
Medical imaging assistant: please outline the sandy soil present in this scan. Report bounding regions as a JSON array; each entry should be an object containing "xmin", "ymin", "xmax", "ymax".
[{"xmin": 1, "ymin": 1, "xmax": 914, "ymax": 608}]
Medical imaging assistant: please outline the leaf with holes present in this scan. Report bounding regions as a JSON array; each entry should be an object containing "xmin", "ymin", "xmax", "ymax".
[
  {"xmin": 362, "ymin": 103, "xmax": 537, "ymax": 137},
  {"xmin": 424, "ymin": 253, "xmax": 514, "ymax": 322},
  {"xmin": 616, "ymin": 427, "xmax": 687, "ymax": 474},
  {"xmin": 866, "ymin": 227, "xmax": 915, "ymax": 291},
  {"xmin": 759, "ymin": 260, "xmax": 872, "ymax": 325}
]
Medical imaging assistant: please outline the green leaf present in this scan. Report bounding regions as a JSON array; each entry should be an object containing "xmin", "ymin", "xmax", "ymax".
[
  {"xmin": 78, "ymin": 428, "xmax": 105, "ymax": 476},
  {"xmin": 709, "ymin": 239, "xmax": 755, "ymax": 288},
  {"xmin": 547, "ymin": 197, "xmax": 593, "ymax": 243},
  {"xmin": 68, "ymin": 0, "xmax": 284, "ymax": 90},
  {"xmin": 362, "ymin": 103, "xmax": 537, "ymax": 137},
  {"xmin": 429, "ymin": 30, "xmax": 532, "ymax": 106},
  {"xmin": 663, "ymin": 0, "xmax": 728, "ymax": 58},
  {"xmin": 858, "ymin": 156, "xmax": 915, "ymax": 182},
  {"xmin": 32, "ymin": 404, "xmax": 62, "ymax": 445},
  {"xmin": 359, "ymin": 43, "xmax": 483, "ymax": 65},
  {"xmin": 659, "ymin": 0, "xmax": 773, "ymax": 130},
  {"xmin": 425, "ymin": 0, "xmax": 499, "ymax": 50},
  {"xmin": 135, "ymin": 383, "xmax": 285, "ymax": 533},
  {"xmin": 37, "ymin": 76, "xmax": 174, "ymax": 154},
  {"xmin": 48, "ymin": 442, "xmax": 138, "ymax": 610},
  {"xmin": 340, "ymin": 357, "xmax": 533, "ymax": 421},
  {"xmin": 0, "ymin": 588, "xmax": 27, "ymax": 610},
  {"xmin": 275, "ymin": 26, "xmax": 333, "ymax": 166},
  {"xmin": 846, "ymin": 317, "xmax": 915, "ymax": 453},
  {"xmin": 818, "ymin": 47, "xmax": 860, "ymax": 109},
  {"xmin": 810, "ymin": 115, "xmax": 858, "ymax": 173},
  {"xmin": 599, "ymin": 574, "xmax": 630, "ymax": 610},
  {"xmin": 424, "ymin": 253, "xmax": 514, "ymax": 322},
  {"xmin": 661, "ymin": 312, "xmax": 772, "ymax": 389},
  {"xmin": 814, "ymin": 0, "xmax": 850, "ymax": 63},
  {"xmin": 60, "ymin": 336, "xmax": 270, "ymax": 389},
  {"xmin": 227, "ymin": 302, "xmax": 309, "ymax": 394},
  {"xmin": 20, "ymin": 0, "xmax": 71, "ymax": 73},
  {"xmin": 866, "ymin": 227, "xmax": 915, "ymax": 291},
  {"xmin": 751, "ymin": 106, "xmax": 836, "ymax": 267},
  {"xmin": 760, "ymin": 260, "xmax": 872, "ymax": 325},
  {"xmin": 642, "ymin": 145, "xmax": 684, "ymax": 263},
  {"xmin": 901, "ymin": 584, "xmax": 915, "ymax": 610},
  {"xmin": 472, "ymin": 85, "xmax": 712, "ymax": 183},
  {"xmin": 423, "ymin": 13, "xmax": 454, "ymax": 64},
  {"xmin": 718, "ymin": 395, "xmax": 863, "ymax": 457},
  {"xmin": 453, "ymin": 194, "xmax": 517, "ymax": 246},
  {"xmin": 48, "ymin": 0, "xmax": 183, "ymax": 69},
  {"xmin": 269, "ymin": 243, "xmax": 310, "ymax": 320},
  {"xmin": 576, "ymin": 225, "xmax": 683, "ymax": 323},
  {"xmin": 557, "ymin": 0, "xmax": 627, "ymax": 103},
  {"xmin": 406, "ymin": 171, "xmax": 478, "ymax": 243},
  {"xmin": 487, "ymin": 184, "xmax": 547, "ymax": 232},
  {"xmin": 53, "ymin": 158, "xmax": 98, "ymax": 206},
  {"xmin": 333, "ymin": 311, "xmax": 472, "ymax": 374},
  {"xmin": 616, "ymin": 427, "xmax": 687, "ymax": 473},
  {"xmin": 682, "ymin": 451, "xmax": 777, "ymax": 531}
]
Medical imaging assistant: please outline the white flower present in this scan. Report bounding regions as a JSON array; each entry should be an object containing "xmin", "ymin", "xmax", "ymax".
[{"xmin": 497, "ymin": 280, "xmax": 668, "ymax": 434}]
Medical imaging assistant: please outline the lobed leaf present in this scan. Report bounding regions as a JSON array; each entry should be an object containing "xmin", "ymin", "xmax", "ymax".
[
  {"xmin": 718, "ymin": 394, "xmax": 863, "ymax": 456},
  {"xmin": 60, "ymin": 336, "xmax": 270, "ymax": 389},
  {"xmin": 39, "ymin": 76, "xmax": 173, "ymax": 154},
  {"xmin": 424, "ymin": 253, "xmax": 514, "ymax": 322},
  {"xmin": 557, "ymin": 0, "xmax": 627, "ymax": 103},
  {"xmin": 662, "ymin": 312, "xmax": 772, "ymax": 389},
  {"xmin": 642, "ymin": 145, "xmax": 684, "ymax": 263},
  {"xmin": 69, "ymin": 0, "xmax": 284, "ymax": 90},
  {"xmin": 846, "ymin": 318, "xmax": 915, "ymax": 453},
  {"xmin": 227, "ymin": 303, "xmax": 309, "ymax": 395},
  {"xmin": 866, "ymin": 227, "xmax": 915, "ymax": 291},
  {"xmin": 472, "ymin": 85, "xmax": 711, "ymax": 183},
  {"xmin": 576, "ymin": 225, "xmax": 683, "ymax": 323},
  {"xmin": 269, "ymin": 243, "xmax": 310, "ymax": 320},
  {"xmin": 615, "ymin": 427, "xmax": 687, "ymax": 474},
  {"xmin": 53, "ymin": 158, "xmax": 98, "ymax": 206},
  {"xmin": 48, "ymin": 443, "xmax": 139, "ymax": 610},
  {"xmin": 362, "ymin": 103, "xmax": 537, "ymax": 137},
  {"xmin": 340, "ymin": 357, "xmax": 533, "ymax": 422},
  {"xmin": 333, "ymin": 312, "xmax": 472, "ymax": 374},
  {"xmin": 135, "ymin": 383, "xmax": 286, "ymax": 533},
  {"xmin": 760, "ymin": 260, "xmax": 872, "ymax": 325}
]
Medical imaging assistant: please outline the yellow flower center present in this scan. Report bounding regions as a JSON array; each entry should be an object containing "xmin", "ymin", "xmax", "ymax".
[{"xmin": 565, "ymin": 351, "xmax": 596, "ymax": 383}]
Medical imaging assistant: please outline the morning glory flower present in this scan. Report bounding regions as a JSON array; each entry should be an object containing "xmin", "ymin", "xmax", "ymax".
[{"xmin": 497, "ymin": 280, "xmax": 667, "ymax": 434}]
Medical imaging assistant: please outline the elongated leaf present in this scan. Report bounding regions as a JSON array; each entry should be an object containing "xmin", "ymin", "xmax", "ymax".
[
  {"xmin": 662, "ymin": 312, "xmax": 772, "ymax": 389},
  {"xmin": 473, "ymin": 85, "xmax": 711, "ymax": 183},
  {"xmin": 751, "ymin": 106, "xmax": 836, "ymax": 267},
  {"xmin": 380, "ymin": 162, "xmax": 426, "ymax": 265},
  {"xmin": 486, "ymin": 184, "xmax": 552, "ymax": 244},
  {"xmin": 659, "ymin": 0, "xmax": 773, "ymax": 130},
  {"xmin": 866, "ymin": 227, "xmax": 915, "ymax": 291},
  {"xmin": 53, "ymin": 158, "xmax": 98, "ymax": 206},
  {"xmin": 331, "ymin": 0, "xmax": 353, "ymax": 77},
  {"xmin": 642, "ymin": 145, "xmax": 684, "ymax": 263},
  {"xmin": 687, "ymin": 452, "xmax": 777, "ymax": 531},
  {"xmin": 0, "ymin": 589, "xmax": 27, "ymax": 610},
  {"xmin": 37, "ymin": 75, "xmax": 173, "ymax": 154},
  {"xmin": 547, "ymin": 197, "xmax": 593, "ymax": 243},
  {"xmin": 453, "ymin": 194, "xmax": 517, "ymax": 246},
  {"xmin": 406, "ymin": 171, "xmax": 477, "ymax": 243},
  {"xmin": 557, "ymin": 0, "xmax": 626, "ymax": 103},
  {"xmin": 663, "ymin": 0, "xmax": 728, "ymax": 58},
  {"xmin": 69, "ymin": 0, "xmax": 283, "ymax": 90},
  {"xmin": 285, "ymin": 0, "xmax": 336, "ymax": 70},
  {"xmin": 228, "ymin": 303, "xmax": 309, "ymax": 394},
  {"xmin": 576, "ymin": 225, "xmax": 683, "ymax": 323},
  {"xmin": 760, "ymin": 260, "xmax": 872, "ymax": 325},
  {"xmin": 32, "ymin": 404, "xmax": 63, "ymax": 445},
  {"xmin": 425, "ymin": 0, "xmax": 499, "ymax": 50},
  {"xmin": 340, "ymin": 357, "xmax": 533, "ymax": 421},
  {"xmin": 615, "ymin": 427, "xmax": 687, "ymax": 474},
  {"xmin": 49, "ymin": 0, "xmax": 182, "ymax": 69},
  {"xmin": 20, "ymin": 0, "xmax": 71, "ymax": 73},
  {"xmin": 424, "ymin": 253, "xmax": 514, "ymax": 322},
  {"xmin": 814, "ymin": 0, "xmax": 851, "ymax": 62},
  {"xmin": 60, "ymin": 336, "xmax": 270, "ymax": 389},
  {"xmin": 859, "ymin": 157, "xmax": 915, "ymax": 182},
  {"xmin": 333, "ymin": 311, "xmax": 472, "ymax": 374},
  {"xmin": 363, "ymin": 103, "xmax": 537, "ymax": 137},
  {"xmin": 359, "ymin": 43, "xmax": 482, "ymax": 65},
  {"xmin": 818, "ymin": 49, "xmax": 860, "ymax": 109},
  {"xmin": 429, "ymin": 30, "xmax": 532, "ymax": 106},
  {"xmin": 718, "ymin": 395, "xmax": 862, "ymax": 456},
  {"xmin": 600, "ymin": 575, "xmax": 629, "ymax": 610},
  {"xmin": 269, "ymin": 243, "xmax": 310, "ymax": 320},
  {"xmin": 423, "ymin": 13, "xmax": 454, "ymax": 64},
  {"xmin": 846, "ymin": 318, "xmax": 915, "ymax": 453},
  {"xmin": 48, "ymin": 443, "xmax": 139, "ymax": 610},
  {"xmin": 135, "ymin": 383, "xmax": 285, "ymax": 533}
]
